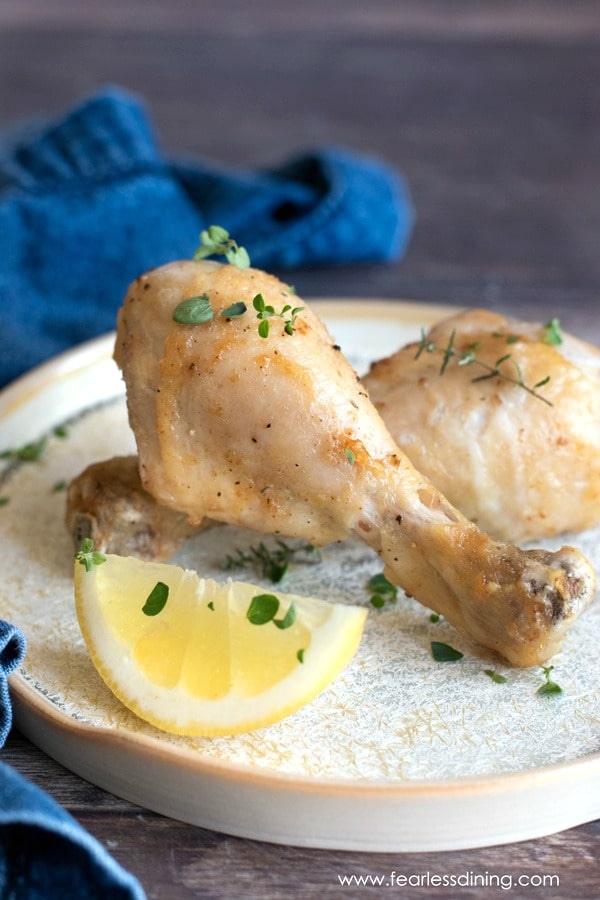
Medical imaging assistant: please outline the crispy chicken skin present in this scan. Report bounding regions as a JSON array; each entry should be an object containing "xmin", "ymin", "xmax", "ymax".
[
  {"xmin": 66, "ymin": 455, "xmax": 200, "ymax": 560},
  {"xmin": 112, "ymin": 260, "xmax": 596, "ymax": 666},
  {"xmin": 364, "ymin": 309, "xmax": 600, "ymax": 542}
]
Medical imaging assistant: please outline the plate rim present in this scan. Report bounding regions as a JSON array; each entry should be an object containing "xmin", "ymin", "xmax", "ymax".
[{"xmin": 12, "ymin": 671, "xmax": 600, "ymax": 796}]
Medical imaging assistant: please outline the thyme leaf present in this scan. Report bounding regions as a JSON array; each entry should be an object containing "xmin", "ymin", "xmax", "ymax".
[
  {"xmin": 484, "ymin": 668, "xmax": 508, "ymax": 684},
  {"xmin": 543, "ymin": 318, "xmax": 563, "ymax": 346},
  {"xmin": 172, "ymin": 294, "xmax": 213, "ymax": 324},
  {"xmin": 274, "ymin": 602, "xmax": 297, "ymax": 630},
  {"xmin": 431, "ymin": 641, "xmax": 463, "ymax": 662},
  {"xmin": 221, "ymin": 301, "xmax": 247, "ymax": 319},
  {"xmin": 246, "ymin": 593, "xmax": 280, "ymax": 625},
  {"xmin": 142, "ymin": 582, "xmax": 169, "ymax": 616}
]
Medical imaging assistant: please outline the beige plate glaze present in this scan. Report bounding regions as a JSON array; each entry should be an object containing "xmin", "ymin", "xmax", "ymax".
[{"xmin": 1, "ymin": 300, "xmax": 599, "ymax": 852}]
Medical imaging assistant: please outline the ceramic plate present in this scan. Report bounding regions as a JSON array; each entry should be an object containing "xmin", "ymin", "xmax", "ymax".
[{"xmin": 2, "ymin": 300, "xmax": 599, "ymax": 852}]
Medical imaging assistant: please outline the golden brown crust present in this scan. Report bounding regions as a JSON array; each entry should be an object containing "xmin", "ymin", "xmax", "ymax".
[{"xmin": 66, "ymin": 455, "xmax": 202, "ymax": 561}]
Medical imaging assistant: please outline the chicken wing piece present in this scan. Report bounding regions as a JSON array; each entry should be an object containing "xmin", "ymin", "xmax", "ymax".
[
  {"xmin": 66, "ymin": 455, "xmax": 201, "ymax": 560},
  {"xmin": 364, "ymin": 309, "xmax": 600, "ymax": 542},
  {"xmin": 114, "ymin": 260, "xmax": 596, "ymax": 665}
]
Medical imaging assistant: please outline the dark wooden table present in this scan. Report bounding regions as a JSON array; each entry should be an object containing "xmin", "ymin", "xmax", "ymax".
[{"xmin": 1, "ymin": 3, "xmax": 599, "ymax": 897}]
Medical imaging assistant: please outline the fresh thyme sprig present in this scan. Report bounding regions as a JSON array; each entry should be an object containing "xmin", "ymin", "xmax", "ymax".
[
  {"xmin": 253, "ymin": 293, "xmax": 305, "ymax": 338},
  {"xmin": 536, "ymin": 664, "xmax": 562, "ymax": 696},
  {"xmin": 222, "ymin": 538, "xmax": 320, "ymax": 583},
  {"xmin": 179, "ymin": 224, "xmax": 304, "ymax": 338},
  {"xmin": 0, "ymin": 436, "xmax": 47, "ymax": 462},
  {"xmin": 415, "ymin": 328, "xmax": 553, "ymax": 406},
  {"xmin": 194, "ymin": 225, "xmax": 250, "ymax": 269},
  {"xmin": 75, "ymin": 538, "xmax": 106, "ymax": 572}
]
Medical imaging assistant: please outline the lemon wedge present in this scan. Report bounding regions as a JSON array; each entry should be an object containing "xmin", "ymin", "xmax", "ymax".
[{"xmin": 74, "ymin": 554, "xmax": 367, "ymax": 736}]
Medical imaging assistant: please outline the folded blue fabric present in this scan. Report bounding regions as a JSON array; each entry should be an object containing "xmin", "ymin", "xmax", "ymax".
[
  {"xmin": 0, "ymin": 621, "xmax": 25, "ymax": 749},
  {"xmin": 0, "ymin": 763, "xmax": 146, "ymax": 899},
  {"xmin": 0, "ymin": 86, "xmax": 412, "ymax": 388},
  {"xmin": 0, "ymin": 619, "xmax": 146, "ymax": 898}
]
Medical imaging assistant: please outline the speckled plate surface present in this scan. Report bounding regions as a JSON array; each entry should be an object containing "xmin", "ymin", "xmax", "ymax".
[{"xmin": 1, "ymin": 300, "xmax": 599, "ymax": 851}]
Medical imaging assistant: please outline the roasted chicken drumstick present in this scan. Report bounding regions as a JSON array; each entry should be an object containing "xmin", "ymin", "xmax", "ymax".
[{"xmin": 114, "ymin": 260, "xmax": 596, "ymax": 666}]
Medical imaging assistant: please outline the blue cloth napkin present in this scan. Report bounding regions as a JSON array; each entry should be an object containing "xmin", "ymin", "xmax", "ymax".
[
  {"xmin": 0, "ymin": 622, "xmax": 25, "ymax": 749},
  {"xmin": 0, "ymin": 85, "xmax": 413, "ymax": 388},
  {"xmin": 0, "ymin": 620, "xmax": 146, "ymax": 898}
]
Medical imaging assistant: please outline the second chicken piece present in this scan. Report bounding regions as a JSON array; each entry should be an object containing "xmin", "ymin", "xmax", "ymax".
[{"xmin": 364, "ymin": 309, "xmax": 600, "ymax": 543}]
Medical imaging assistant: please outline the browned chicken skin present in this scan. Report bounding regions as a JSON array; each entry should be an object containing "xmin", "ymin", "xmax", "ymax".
[
  {"xmin": 109, "ymin": 260, "xmax": 596, "ymax": 666},
  {"xmin": 66, "ymin": 455, "xmax": 200, "ymax": 560}
]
